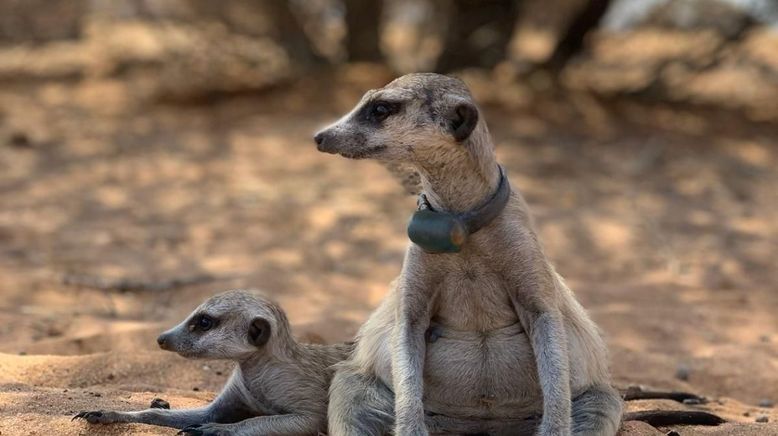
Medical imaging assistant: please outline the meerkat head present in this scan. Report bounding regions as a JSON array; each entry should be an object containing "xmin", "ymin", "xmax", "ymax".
[
  {"xmin": 156, "ymin": 290, "xmax": 289, "ymax": 360},
  {"xmin": 314, "ymin": 73, "xmax": 482, "ymax": 165}
]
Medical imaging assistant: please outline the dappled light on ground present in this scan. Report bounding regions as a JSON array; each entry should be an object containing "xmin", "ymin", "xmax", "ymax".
[{"xmin": 0, "ymin": 65, "xmax": 776, "ymax": 434}]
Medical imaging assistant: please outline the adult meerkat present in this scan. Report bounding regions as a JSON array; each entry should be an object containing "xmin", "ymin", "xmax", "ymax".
[
  {"xmin": 314, "ymin": 73, "xmax": 623, "ymax": 435},
  {"xmin": 73, "ymin": 290, "xmax": 352, "ymax": 435}
]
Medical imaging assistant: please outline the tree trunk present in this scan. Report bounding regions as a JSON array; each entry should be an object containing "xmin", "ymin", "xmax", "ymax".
[
  {"xmin": 435, "ymin": 0, "xmax": 521, "ymax": 73},
  {"xmin": 0, "ymin": 0, "xmax": 87, "ymax": 44},
  {"xmin": 344, "ymin": 0, "xmax": 384, "ymax": 62},
  {"xmin": 265, "ymin": 0, "xmax": 326, "ymax": 67},
  {"xmin": 544, "ymin": 0, "xmax": 611, "ymax": 73}
]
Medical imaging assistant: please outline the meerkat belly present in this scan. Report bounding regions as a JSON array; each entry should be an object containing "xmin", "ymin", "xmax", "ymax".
[
  {"xmin": 421, "ymin": 273, "xmax": 543, "ymax": 418},
  {"xmin": 423, "ymin": 325, "xmax": 542, "ymax": 418}
]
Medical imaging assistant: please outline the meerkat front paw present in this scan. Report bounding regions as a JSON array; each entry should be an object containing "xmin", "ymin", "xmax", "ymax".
[
  {"xmin": 178, "ymin": 423, "xmax": 236, "ymax": 436},
  {"xmin": 72, "ymin": 410, "xmax": 123, "ymax": 424}
]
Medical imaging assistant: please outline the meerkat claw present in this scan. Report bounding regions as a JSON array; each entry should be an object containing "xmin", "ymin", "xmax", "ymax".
[{"xmin": 72, "ymin": 410, "xmax": 104, "ymax": 424}]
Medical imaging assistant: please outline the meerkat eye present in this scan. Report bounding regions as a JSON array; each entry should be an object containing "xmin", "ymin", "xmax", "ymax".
[
  {"xmin": 373, "ymin": 103, "xmax": 390, "ymax": 116},
  {"xmin": 195, "ymin": 314, "xmax": 215, "ymax": 332},
  {"xmin": 370, "ymin": 102, "xmax": 393, "ymax": 122}
]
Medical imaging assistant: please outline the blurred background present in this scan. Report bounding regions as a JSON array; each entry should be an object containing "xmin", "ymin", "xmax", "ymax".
[{"xmin": 0, "ymin": 0, "xmax": 776, "ymax": 434}]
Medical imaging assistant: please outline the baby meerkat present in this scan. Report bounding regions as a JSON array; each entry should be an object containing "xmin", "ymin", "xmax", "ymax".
[{"xmin": 73, "ymin": 290, "xmax": 352, "ymax": 435}]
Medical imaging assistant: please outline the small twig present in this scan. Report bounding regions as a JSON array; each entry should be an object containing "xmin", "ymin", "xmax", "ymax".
[{"xmin": 62, "ymin": 273, "xmax": 218, "ymax": 293}]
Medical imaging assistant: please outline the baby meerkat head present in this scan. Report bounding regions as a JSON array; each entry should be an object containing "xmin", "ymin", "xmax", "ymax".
[
  {"xmin": 156, "ymin": 290, "xmax": 287, "ymax": 360},
  {"xmin": 314, "ymin": 73, "xmax": 481, "ymax": 164}
]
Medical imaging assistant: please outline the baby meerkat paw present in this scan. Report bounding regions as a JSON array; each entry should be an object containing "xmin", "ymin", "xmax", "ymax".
[
  {"xmin": 72, "ymin": 410, "xmax": 120, "ymax": 424},
  {"xmin": 178, "ymin": 423, "xmax": 235, "ymax": 436}
]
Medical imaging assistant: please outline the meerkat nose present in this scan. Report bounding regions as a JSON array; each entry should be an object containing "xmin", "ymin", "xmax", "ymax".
[
  {"xmin": 314, "ymin": 130, "xmax": 336, "ymax": 153},
  {"xmin": 157, "ymin": 334, "xmax": 170, "ymax": 350},
  {"xmin": 314, "ymin": 131, "xmax": 325, "ymax": 146}
]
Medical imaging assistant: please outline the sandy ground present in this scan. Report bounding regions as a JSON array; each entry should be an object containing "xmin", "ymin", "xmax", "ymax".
[{"xmin": 0, "ymin": 68, "xmax": 776, "ymax": 435}]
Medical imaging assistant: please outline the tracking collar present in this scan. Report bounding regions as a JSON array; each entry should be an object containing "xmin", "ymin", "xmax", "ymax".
[{"xmin": 407, "ymin": 166, "xmax": 510, "ymax": 254}]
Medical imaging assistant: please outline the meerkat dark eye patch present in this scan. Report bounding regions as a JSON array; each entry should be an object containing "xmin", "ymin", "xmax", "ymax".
[
  {"xmin": 361, "ymin": 100, "xmax": 401, "ymax": 125},
  {"xmin": 448, "ymin": 101, "xmax": 478, "ymax": 142},
  {"xmin": 249, "ymin": 317, "xmax": 271, "ymax": 346},
  {"xmin": 372, "ymin": 103, "xmax": 391, "ymax": 119},
  {"xmin": 190, "ymin": 314, "xmax": 217, "ymax": 332}
]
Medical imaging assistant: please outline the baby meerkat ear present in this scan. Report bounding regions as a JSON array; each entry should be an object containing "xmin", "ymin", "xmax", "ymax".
[
  {"xmin": 447, "ymin": 100, "xmax": 479, "ymax": 142},
  {"xmin": 248, "ymin": 317, "xmax": 271, "ymax": 346}
]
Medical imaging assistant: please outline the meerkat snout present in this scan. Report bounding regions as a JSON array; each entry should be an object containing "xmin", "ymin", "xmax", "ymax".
[
  {"xmin": 156, "ymin": 332, "xmax": 171, "ymax": 350},
  {"xmin": 313, "ymin": 129, "xmax": 343, "ymax": 155},
  {"xmin": 313, "ymin": 131, "xmax": 330, "ymax": 152}
]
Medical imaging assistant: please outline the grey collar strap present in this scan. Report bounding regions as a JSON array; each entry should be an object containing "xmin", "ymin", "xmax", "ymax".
[{"xmin": 408, "ymin": 166, "xmax": 511, "ymax": 253}]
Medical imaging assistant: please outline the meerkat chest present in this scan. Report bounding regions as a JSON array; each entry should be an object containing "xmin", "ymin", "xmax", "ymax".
[{"xmin": 432, "ymin": 264, "xmax": 517, "ymax": 331}]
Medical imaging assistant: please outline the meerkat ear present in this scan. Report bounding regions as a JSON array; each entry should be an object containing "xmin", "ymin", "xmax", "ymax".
[
  {"xmin": 248, "ymin": 317, "xmax": 271, "ymax": 346},
  {"xmin": 447, "ymin": 100, "xmax": 479, "ymax": 142}
]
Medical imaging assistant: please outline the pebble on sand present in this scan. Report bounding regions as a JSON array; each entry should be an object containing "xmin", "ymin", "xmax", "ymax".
[{"xmin": 150, "ymin": 398, "xmax": 170, "ymax": 409}]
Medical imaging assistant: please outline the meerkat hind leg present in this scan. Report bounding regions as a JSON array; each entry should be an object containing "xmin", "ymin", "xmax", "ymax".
[
  {"xmin": 328, "ymin": 365, "xmax": 395, "ymax": 436},
  {"xmin": 571, "ymin": 384, "xmax": 623, "ymax": 436}
]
